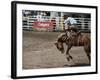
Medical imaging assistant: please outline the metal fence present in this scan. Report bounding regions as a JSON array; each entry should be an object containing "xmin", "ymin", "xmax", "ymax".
[{"xmin": 22, "ymin": 16, "xmax": 91, "ymax": 32}]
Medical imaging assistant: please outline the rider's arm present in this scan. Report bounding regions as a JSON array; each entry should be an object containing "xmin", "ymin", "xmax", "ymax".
[{"xmin": 64, "ymin": 18, "xmax": 70, "ymax": 24}]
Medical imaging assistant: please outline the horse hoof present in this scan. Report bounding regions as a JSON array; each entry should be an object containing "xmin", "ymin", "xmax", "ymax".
[
  {"xmin": 67, "ymin": 56, "xmax": 73, "ymax": 61},
  {"xmin": 69, "ymin": 55, "xmax": 73, "ymax": 59}
]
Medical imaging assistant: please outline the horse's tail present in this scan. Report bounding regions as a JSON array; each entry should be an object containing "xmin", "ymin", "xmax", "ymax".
[
  {"xmin": 88, "ymin": 37, "xmax": 91, "ymax": 53},
  {"xmin": 84, "ymin": 35, "xmax": 91, "ymax": 53}
]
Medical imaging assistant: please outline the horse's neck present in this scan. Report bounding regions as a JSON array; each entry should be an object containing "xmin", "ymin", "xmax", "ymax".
[{"xmin": 58, "ymin": 38, "xmax": 65, "ymax": 43}]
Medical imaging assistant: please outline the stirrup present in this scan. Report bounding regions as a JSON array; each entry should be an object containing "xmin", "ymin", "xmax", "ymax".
[
  {"xmin": 65, "ymin": 33, "xmax": 68, "ymax": 36},
  {"xmin": 77, "ymin": 31, "xmax": 81, "ymax": 35}
]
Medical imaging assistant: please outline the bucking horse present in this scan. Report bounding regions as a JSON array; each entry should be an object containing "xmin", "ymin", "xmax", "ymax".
[{"xmin": 54, "ymin": 32, "xmax": 91, "ymax": 64}]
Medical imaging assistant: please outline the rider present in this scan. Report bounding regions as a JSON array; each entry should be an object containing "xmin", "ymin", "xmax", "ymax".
[{"xmin": 63, "ymin": 15, "xmax": 78, "ymax": 37}]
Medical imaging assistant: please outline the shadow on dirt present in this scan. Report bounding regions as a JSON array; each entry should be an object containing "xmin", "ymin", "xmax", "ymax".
[{"xmin": 63, "ymin": 63, "xmax": 90, "ymax": 67}]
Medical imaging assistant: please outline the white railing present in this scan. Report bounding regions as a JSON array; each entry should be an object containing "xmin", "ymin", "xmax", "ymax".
[{"xmin": 22, "ymin": 16, "xmax": 91, "ymax": 32}]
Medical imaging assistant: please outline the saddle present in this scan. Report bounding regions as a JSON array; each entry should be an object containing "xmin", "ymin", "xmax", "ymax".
[
  {"xmin": 66, "ymin": 31, "xmax": 82, "ymax": 46},
  {"xmin": 66, "ymin": 30, "xmax": 81, "ymax": 39}
]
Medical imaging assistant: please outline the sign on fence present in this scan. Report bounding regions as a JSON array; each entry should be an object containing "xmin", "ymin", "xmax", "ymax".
[{"xmin": 33, "ymin": 21, "xmax": 54, "ymax": 31}]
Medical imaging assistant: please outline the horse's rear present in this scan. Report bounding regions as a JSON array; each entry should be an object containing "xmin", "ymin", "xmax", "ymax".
[
  {"xmin": 82, "ymin": 34, "xmax": 91, "ymax": 64},
  {"xmin": 75, "ymin": 33, "xmax": 91, "ymax": 64},
  {"xmin": 67, "ymin": 33, "xmax": 90, "ymax": 47},
  {"xmin": 77, "ymin": 34, "xmax": 91, "ymax": 53}
]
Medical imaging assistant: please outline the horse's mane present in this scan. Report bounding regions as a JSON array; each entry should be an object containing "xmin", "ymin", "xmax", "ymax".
[
  {"xmin": 57, "ymin": 33, "xmax": 66, "ymax": 42},
  {"xmin": 57, "ymin": 33, "xmax": 66, "ymax": 39}
]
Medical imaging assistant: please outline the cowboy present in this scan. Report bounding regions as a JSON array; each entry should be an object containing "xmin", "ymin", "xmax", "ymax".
[{"xmin": 63, "ymin": 15, "xmax": 78, "ymax": 37}]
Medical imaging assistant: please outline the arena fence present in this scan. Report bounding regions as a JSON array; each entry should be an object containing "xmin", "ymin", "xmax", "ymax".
[{"xmin": 22, "ymin": 16, "xmax": 91, "ymax": 32}]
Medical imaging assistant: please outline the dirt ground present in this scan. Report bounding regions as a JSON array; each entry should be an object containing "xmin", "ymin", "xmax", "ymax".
[{"xmin": 23, "ymin": 31, "xmax": 90, "ymax": 69}]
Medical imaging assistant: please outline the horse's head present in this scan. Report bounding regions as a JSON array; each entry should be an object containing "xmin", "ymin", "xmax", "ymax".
[
  {"xmin": 54, "ymin": 33, "xmax": 68, "ymax": 53},
  {"xmin": 54, "ymin": 41, "xmax": 64, "ymax": 53}
]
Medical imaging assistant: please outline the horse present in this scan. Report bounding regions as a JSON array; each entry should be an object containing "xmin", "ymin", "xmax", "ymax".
[{"xmin": 54, "ymin": 32, "xmax": 91, "ymax": 64}]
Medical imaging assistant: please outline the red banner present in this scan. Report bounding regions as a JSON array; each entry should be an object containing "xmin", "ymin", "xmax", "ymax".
[{"xmin": 33, "ymin": 21, "xmax": 54, "ymax": 31}]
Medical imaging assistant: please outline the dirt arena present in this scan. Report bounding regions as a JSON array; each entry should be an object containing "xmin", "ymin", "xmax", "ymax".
[{"xmin": 23, "ymin": 31, "xmax": 90, "ymax": 69}]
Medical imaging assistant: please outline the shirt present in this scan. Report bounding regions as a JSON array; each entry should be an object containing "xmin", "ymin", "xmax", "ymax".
[{"xmin": 64, "ymin": 17, "xmax": 77, "ymax": 25}]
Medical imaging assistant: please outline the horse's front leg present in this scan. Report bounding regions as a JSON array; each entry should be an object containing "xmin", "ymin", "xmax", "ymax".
[{"xmin": 66, "ymin": 45, "xmax": 73, "ymax": 61}]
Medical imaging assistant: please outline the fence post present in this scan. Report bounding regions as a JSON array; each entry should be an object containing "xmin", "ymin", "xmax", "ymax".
[
  {"xmin": 51, "ymin": 18, "xmax": 56, "ymax": 31},
  {"xmin": 60, "ymin": 17, "xmax": 64, "ymax": 31}
]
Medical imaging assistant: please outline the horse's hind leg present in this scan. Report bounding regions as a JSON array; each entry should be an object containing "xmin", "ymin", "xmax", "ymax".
[
  {"xmin": 66, "ymin": 45, "xmax": 73, "ymax": 61},
  {"xmin": 86, "ymin": 53, "xmax": 91, "ymax": 65},
  {"xmin": 84, "ymin": 45, "xmax": 91, "ymax": 64}
]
